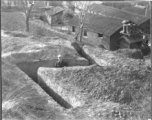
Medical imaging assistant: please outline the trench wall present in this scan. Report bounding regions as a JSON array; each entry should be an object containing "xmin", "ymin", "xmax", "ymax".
[
  {"xmin": 37, "ymin": 66, "xmax": 93, "ymax": 107},
  {"xmin": 16, "ymin": 58, "xmax": 89, "ymax": 83}
]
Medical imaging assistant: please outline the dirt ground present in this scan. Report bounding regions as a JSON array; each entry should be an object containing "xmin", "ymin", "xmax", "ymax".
[
  {"xmin": 1, "ymin": 31, "xmax": 89, "ymax": 120},
  {"xmin": 2, "ymin": 31, "xmax": 119, "ymax": 120},
  {"xmin": 2, "ymin": 29, "xmax": 151, "ymax": 120}
]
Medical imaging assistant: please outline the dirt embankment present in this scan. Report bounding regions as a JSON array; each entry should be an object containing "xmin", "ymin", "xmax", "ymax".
[
  {"xmin": 2, "ymin": 59, "xmax": 67, "ymax": 120},
  {"xmin": 2, "ymin": 34, "xmax": 89, "ymax": 65},
  {"xmin": 1, "ymin": 33, "xmax": 92, "ymax": 120},
  {"xmin": 37, "ymin": 43, "xmax": 151, "ymax": 119},
  {"xmin": 38, "ymin": 65, "xmax": 106, "ymax": 107},
  {"xmin": 2, "ymin": 30, "xmax": 151, "ymax": 120}
]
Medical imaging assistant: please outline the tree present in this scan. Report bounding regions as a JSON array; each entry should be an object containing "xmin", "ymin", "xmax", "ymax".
[
  {"xmin": 145, "ymin": 1, "xmax": 151, "ymax": 17},
  {"xmin": 22, "ymin": 0, "xmax": 34, "ymax": 32},
  {"xmin": 62, "ymin": 1, "xmax": 75, "ymax": 12},
  {"xmin": 60, "ymin": 10, "xmax": 74, "ymax": 32},
  {"xmin": 73, "ymin": 1, "xmax": 91, "ymax": 42}
]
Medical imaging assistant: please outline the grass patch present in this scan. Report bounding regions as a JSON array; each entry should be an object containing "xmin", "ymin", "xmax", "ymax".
[
  {"xmin": 4, "ymin": 31, "xmax": 29, "ymax": 37},
  {"xmin": 1, "ymin": 12, "xmax": 26, "ymax": 31},
  {"xmin": 2, "ymin": 61, "xmax": 50, "ymax": 120},
  {"xmin": 83, "ymin": 45, "xmax": 151, "ymax": 119}
]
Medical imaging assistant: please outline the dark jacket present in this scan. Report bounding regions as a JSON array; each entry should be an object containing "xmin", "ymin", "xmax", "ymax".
[{"xmin": 55, "ymin": 60, "xmax": 68, "ymax": 68}]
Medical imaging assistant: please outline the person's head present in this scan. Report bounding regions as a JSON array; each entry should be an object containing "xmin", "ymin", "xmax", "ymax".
[{"xmin": 57, "ymin": 54, "xmax": 63, "ymax": 61}]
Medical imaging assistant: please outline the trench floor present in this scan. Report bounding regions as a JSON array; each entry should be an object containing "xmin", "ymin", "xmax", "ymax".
[{"xmin": 16, "ymin": 61, "xmax": 72, "ymax": 109}]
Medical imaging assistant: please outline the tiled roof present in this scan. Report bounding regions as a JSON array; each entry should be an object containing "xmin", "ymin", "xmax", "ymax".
[
  {"xmin": 88, "ymin": 4, "xmax": 149, "ymax": 25},
  {"xmin": 46, "ymin": 6, "xmax": 64, "ymax": 16}
]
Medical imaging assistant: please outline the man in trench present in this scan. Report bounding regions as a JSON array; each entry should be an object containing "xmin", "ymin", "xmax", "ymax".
[{"xmin": 55, "ymin": 54, "xmax": 68, "ymax": 68}]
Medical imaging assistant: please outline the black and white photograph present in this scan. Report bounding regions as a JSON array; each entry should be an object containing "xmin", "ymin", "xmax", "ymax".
[{"xmin": 1, "ymin": 1, "xmax": 151, "ymax": 120}]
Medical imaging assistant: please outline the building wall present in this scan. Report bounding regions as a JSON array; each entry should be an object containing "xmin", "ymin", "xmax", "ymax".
[
  {"xmin": 119, "ymin": 39, "xmax": 130, "ymax": 48},
  {"xmin": 67, "ymin": 25, "xmax": 79, "ymax": 35},
  {"xmin": 130, "ymin": 42, "xmax": 142, "ymax": 49},
  {"xmin": 69, "ymin": 26, "xmax": 110, "ymax": 49},
  {"xmin": 82, "ymin": 31, "xmax": 103, "ymax": 46},
  {"xmin": 51, "ymin": 11, "xmax": 63, "ymax": 25},
  {"xmin": 68, "ymin": 26, "xmax": 111, "ymax": 49},
  {"xmin": 110, "ymin": 29, "xmax": 122, "ymax": 50},
  {"xmin": 139, "ymin": 19, "xmax": 150, "ymax": 34}
]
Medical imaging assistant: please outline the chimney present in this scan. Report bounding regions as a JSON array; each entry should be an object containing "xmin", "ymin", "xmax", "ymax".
[
  {"xmin": 122, "ymin": 20, "xmax": 129, "ymax": 34},
  {"xmin": 127, "ymin": 23, "xmax": 131, "ymax": 35},
  {"xmin": 122, "ymin": 20, "xmax": 127, "ymax": 33}
]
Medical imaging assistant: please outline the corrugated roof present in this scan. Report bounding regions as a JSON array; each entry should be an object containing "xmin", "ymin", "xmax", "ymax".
[{"xmin": 88, "ymin": 4, "xmax": 149, "ymax": 25}]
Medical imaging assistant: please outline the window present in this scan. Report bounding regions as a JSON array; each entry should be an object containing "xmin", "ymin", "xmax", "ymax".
[
  {"xmin": 72, "ymin": 26, "xmax": 75, "ymax": 32},
  {"xmin": 98, "ymin": 33, "xmax": 103, "ymax": 37},
  {"xmin": 84, "ymin": 29, "xmax": 87, "ymax": 37}
]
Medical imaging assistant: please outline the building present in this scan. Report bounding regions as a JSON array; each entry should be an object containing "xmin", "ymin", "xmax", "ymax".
[
  {"xmin": 32, "ymin": 1, "xmax": 47, "ymax": 9},
  {"xmin": 121, "ymin": 5, "xmax": 150, "ymax": 18},
  {"xmin": 67, "ymin": 4, "xmax": 150, "ymax": 51},
  {"xmin": 88, "ymin": 4, "xmax": 150, "ymax": 33},
  {"xmin": 102, "ymin": 1, "xmax": 133, "ymax": 9},
  {"xmin": 119, "ymin": 35, "xmax": 143, "ymax": 49},
  {"xmin": 46, "ymin": 6, "xmax": 64, "ymax": 26},
  {"xmin": 48, "ymin": 1, "xmax": 63, "ymax": 7}
]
